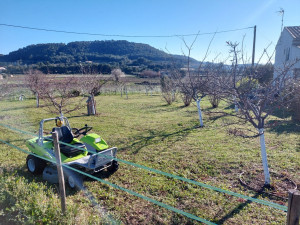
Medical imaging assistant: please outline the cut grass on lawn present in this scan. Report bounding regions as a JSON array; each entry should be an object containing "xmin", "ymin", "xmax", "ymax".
[{"xmin": 0, "ymin": 93, "xmax": 299, "ymax": 224}]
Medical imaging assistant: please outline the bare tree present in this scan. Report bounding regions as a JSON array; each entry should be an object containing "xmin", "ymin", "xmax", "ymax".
[
  {"xmin": 207, "ymin": 86, "xmax": 221, "ymax": 108},
  {"xmin": 80, "ymin": 75, "xmax": 107, "ymax": 115},
  {"xmin": 205, "ymin": 63, "xmax": 227, "ymax": 108},
  {"xmin": 169, "ymin": 34, "xmax": 215, "ymax": 127},
  {"xmin": 214, "ymin": 41, "xmax": 298, "ymax": 186},
  {"xmin": 25, "ymin": 69, "xmax": 46, "ymax": 107},
  {"xmin": 78, "ymin": 64, "xmax": 109, "ymax": 114},
  {"xmin": 40, "ymin": 76, "xmax": 85, "ymax": 117},
  {"xmin": 291, "ymin": 81, "xmax": 300, "ymax": 121},
  {"xmin": 0, "ymin": 79, "xmax": 10, "ymax": 100},
  {"xmin": 160, "ymin": 75, "xmax": 176, "ymax": 105},
  {"xmin": 180, "ymin": 88, "xmax": 193, "ymax": 107},
  {"xmin": 111, "ymin": 68, "xmax": 125, "ymax": 82},
  {"xmin": 111, "ymin": 68, "xmax": 125, "ymax": 95},
  {"xmin": 173, "ymin": 71, "xmax": 208, "ymax": 127},
  {"xmin": 144, "ymin": 80, "xmax": 157, "ymax": 96}
]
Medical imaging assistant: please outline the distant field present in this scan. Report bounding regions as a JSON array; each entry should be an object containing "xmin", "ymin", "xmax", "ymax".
[
  {"xmin": 0, "ymin": 93, "xmax": 299, "ymax": 224},
  {"xmin": 3, "ymin": 73, "xmax": 160, "ymax": 82},
  {"xmin": 0, "ymin": 74, "xmax": 161, "ymax": 100}
]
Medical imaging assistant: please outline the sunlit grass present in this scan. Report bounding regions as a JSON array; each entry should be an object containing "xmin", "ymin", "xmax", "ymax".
[{"xmin": 0, "ymin": 93, "xmax": 299, "ymax": 224}]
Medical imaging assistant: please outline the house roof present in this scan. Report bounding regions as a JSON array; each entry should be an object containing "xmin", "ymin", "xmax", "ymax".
[{"xmin": 286, "ymin": 26, "xmax": 300, "ymax": 39}]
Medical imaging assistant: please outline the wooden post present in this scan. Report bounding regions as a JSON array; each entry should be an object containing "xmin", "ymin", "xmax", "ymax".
[
  {"xmin": 52, "ymin": 131, "xmax": 66, "ymax": 214},
  {"xmin": 287, "ymin": 189, "xmax": 300, "ymax": 225}
]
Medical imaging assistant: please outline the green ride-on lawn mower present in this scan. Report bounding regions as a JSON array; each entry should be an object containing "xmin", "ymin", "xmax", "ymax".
[{"xmin": 26, "ymin": 116, "xmax": 119, "ymax": 188}]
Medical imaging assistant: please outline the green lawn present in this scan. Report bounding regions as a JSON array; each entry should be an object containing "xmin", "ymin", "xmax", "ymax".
[{"xmin": 0, "ymin": 93, "xmax": 299, "ymax": 224}]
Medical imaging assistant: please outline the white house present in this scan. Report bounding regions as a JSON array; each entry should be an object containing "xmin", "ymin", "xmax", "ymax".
[
  {"xmin": 0, "ymin": 67, "xmax": 6, "ymax": 73},
  {"xmin": 274, "ymin": 26, "xmax": 300, "ymax": 79}
]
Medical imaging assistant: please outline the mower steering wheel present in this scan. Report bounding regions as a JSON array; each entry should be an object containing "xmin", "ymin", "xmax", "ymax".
[
  {"xmin": 72, "ymin": 125, "xmax": 93, "ymax": 137},
  {"xmin": 71, "ymin": 128, "xmax": 80, "ymax": 138}
]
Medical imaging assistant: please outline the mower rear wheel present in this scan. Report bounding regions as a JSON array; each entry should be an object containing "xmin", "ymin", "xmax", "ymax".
[
  {"xmin": 66, "ymin": 172, "xmax": 83, "ymax": 190},
  {"xmin": 67, "ymin": 175, "xmax": 76, "ymax": 189},
  {"xmin": 107, "ymin": 160, "xmax": 119, "ymax": 173},
  {"xmin": 26, "ymin": 155, "xmax": 47, "ymax": 175}
]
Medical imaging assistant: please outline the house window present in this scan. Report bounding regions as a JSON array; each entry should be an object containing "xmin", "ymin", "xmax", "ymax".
[{"xmin": 285, "ymin": 47, "xmax": 290, "ymax": 61}]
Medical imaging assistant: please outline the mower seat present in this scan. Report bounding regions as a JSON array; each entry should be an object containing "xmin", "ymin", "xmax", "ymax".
[{"xmin": 52, "ymin": 126, "xmax": 86, "ymax": 157}]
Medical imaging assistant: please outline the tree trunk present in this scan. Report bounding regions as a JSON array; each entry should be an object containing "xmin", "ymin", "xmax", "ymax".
[
  {"xmin": 259, "ymin": 128, "xmax": 271, "ymax": 185},
  {"xmin": 234, "ymin": 103, "xmax": 239, "ymax": 112},
  {"xmin": 196, "ymin": 99, "xmax": 204, "ymax": 127},
  {"xmin": 88, "ymin": 95, "xmax": 96, "ymax": 115},
  {"xmin": 36, "ymin": 92, "xmax": 39, "ymax": 108},
  {"xmin": 91, "ymin": 95, "xmax": 96, "ymax": 115},
  {"xmin": 125, "ymin": 86, "xmax": 128, "ymax": 99},
  {"xmin": 233, "ymin": 96, "xmax": 238, "ymax": 112}
]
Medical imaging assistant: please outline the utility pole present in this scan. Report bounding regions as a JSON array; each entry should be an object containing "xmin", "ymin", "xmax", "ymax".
[{"xmin": 252, "ymin": 25, "xmax": 256, "ymax": 68}]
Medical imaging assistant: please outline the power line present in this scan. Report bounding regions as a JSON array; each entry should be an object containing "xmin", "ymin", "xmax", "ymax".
[{"xmin": 0, "ymin": 23, "xmax": 254, "ymax": 38}]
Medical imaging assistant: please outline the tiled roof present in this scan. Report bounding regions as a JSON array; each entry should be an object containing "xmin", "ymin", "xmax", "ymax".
[{"xmin": 286, "ymin": 26, "xmax": 300, "ymax": 39}]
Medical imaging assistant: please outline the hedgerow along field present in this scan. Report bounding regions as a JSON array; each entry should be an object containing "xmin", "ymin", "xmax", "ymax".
[{"xmin": 0, "ymin": 85, "xmax": 299, "ymax": 224}]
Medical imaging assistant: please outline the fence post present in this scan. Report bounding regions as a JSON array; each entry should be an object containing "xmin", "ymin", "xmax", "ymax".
[
  {"xmin": 52, "ymin": 131, "xmax": 66, "ymax": 214},
  {"xmin": 287, "ymin": 189, "xmax": 300, "ymax": 225}
]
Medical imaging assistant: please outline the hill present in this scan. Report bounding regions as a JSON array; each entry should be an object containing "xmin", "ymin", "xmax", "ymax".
[{"xmin": 0, "ymin": 40, "xmax": 200, "ymax": 74}]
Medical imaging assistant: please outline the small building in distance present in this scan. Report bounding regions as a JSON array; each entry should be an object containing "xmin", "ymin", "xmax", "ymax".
[
  {"xmin": 0, "ymin": 67, "xmax": 6, "ymax": 79},
  {"xmin": 274, "ymin": 26, "xmax": 300, "ymax": 79},
  {"xmin": 0, "ymin": 67, "xmax": 6, "ymax": 73}
]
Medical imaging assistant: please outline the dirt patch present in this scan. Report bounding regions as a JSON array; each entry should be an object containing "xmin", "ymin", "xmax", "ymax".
[
  {"xmin": 239, "ymin": 169, "xmax": 297, "ymax": 200},
  {"xmin": 0, "ymin": 116, "xmax": 10, "ymax": 121}
]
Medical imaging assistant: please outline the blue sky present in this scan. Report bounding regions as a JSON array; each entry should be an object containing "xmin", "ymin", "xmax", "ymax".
[{"xmin": 0, "ymin": 0, "xmax": 299, "ymax": 63}]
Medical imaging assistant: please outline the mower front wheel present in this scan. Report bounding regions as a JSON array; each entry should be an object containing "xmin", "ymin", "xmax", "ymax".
[
  {"xmin": 107, "ymin": 160, "xmax": 119, "ymax": 173},
  {"xmin": 26, "ymin": 155, "xmax": 47, "ymax": 175}
]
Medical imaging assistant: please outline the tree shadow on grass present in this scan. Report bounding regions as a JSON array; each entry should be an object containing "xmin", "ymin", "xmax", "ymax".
[
  {"xmin": 85, "ymin": 169, "xmax": 115, "ymax": 181},
  {"xmin": 267, "ymin": 120, "xmax": 300, "ymax": 134},
  {"xmin": 214, "ymin": 187, "xmax": 285, "ymax": 224},
  {"xmin": 202, "ymin": 105, "xmax": 220, "ymax": 112},
  {"xmin": 147, "ymin": 104, "xmax": 188, "ymax": 114},
  {"xmin": 120, "ymin": 125, "xmax": 199, "ymax": 154},
  {"xmin": 206, "ymin": 112, "xmax": 229, "ymax": 124},
  {"xmin": 296, "ymin": 142, "xmax": 300, "ymax": 153},
  {"xmin": 224, "ymin": 104, "xmax": 235, "ymax": 110},
  {"xmin": 1, "ymin": 139, "xmax": 27, "ymax": 144},
  {"xmin": 1, "ymin": 104, "xmax": 37, "ymax": 112},
  {"xmin": 67, "ymin": 113, "xmax": 89, "ymax": 119},
  {"xmin": 270, "ymin": 108, "xmax": 293, "ymax": 119}
]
